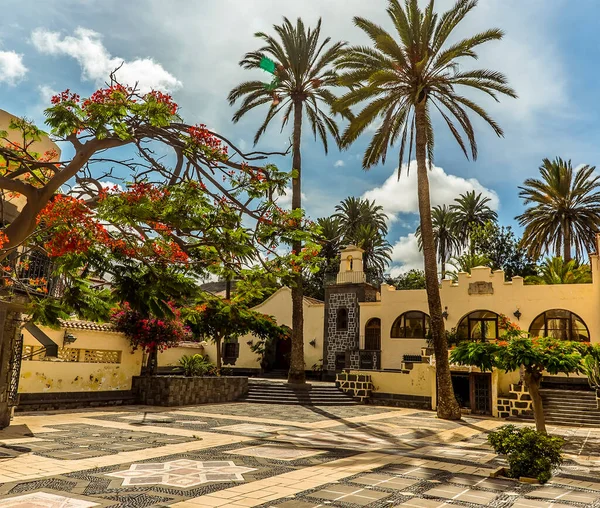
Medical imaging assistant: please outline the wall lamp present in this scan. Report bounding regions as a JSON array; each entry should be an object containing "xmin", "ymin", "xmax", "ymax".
[
  {"xmin": 513, "ymin": 309, "xmax": 522, "ymax": 320},
  {"xmin": 63, "ymin": 330, "xmax": 77, "ymax": 345},
  {"xmin": 309, "ymin": 339, "xmax": 317, "ymax": 348},
  {"xmin": 246, "ymin": 339, "xmax": 253, "ymax": 346},
  {"xmin": 442, "ymin": 307, "xmax": 449, "ymax": 319}
]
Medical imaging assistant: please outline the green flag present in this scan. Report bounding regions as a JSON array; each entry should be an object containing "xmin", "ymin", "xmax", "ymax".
[{"xmin": 259, "ymin": 56, "xmax": 277, "ymax": 75}]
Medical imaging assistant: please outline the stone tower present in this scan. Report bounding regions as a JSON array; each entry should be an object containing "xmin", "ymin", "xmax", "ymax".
[{"xmin": 323, "ymin": 245, "xmax": 378, "ymax": 377}]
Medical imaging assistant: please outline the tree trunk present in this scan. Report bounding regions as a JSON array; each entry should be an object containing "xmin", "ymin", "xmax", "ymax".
[
  {"xmin": 0, "ymin": 309, "xmax": 21, "ymax": 428},
  {"xmin": 289, "ymin": 99, "xmax": 306, "ymax": 385},
  {"xmin": 523, "ymin": 369, "xmax": 546, "ymax": 433},
  {"xmin": 563, "ymin": 222, "xmax": 571, "ymax": 263},
  {"xmin": 414, "ymin": 103, "xmax": 461, "ymax": 420},
  {"xmin": 441, "ymin": 245, "xmax": 446, "ymax": 280},
  {"xmin": 215, "ymin": 334, "xmax": 222, "ymax": 375},
  {"xmin": 146, "ymin": 349, "xmax": 158, "ymax": 376}
]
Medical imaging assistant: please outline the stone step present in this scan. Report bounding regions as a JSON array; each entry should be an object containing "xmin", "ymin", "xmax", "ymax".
[
  {"xmin": 243, "ymin": 379, "xmax": 357, "ymax": 405},
  {"xmin": 546, "ymin": 418, "xmax": 600, "ymax": 428}
]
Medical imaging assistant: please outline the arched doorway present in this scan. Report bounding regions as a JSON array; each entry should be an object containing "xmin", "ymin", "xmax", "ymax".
[{"xmin": 364, "ymin": 318, "xmax": 381, "ymax": 350}]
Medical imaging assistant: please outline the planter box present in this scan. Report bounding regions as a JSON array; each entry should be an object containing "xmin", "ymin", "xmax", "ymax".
[{"xmin": 132, "ymin": 376, "xmax": 248, "ymax": 406}]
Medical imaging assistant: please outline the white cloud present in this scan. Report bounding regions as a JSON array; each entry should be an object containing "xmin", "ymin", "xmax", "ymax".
[
  {"xmin": 388, "ymin": 233, "xmax": 423, "ymax": 275},
  {"xmin": 276, "ymin": 186, "xmax": 308, "ymax": 209},
  {"xmin": 31, "ymin": 27, "xmax": 181, "ymax": 93},
  {"xmin": 334, "ymin": 160, "xmax": 345, "ymax": 168},
  {"xmin": 38, "ymin": 85, "xmax": 57, "ymax": 103},
  {"xmin": 0, "ymin": 50, "xmax": 27, "ymax": 85},
  {"xmin": 362, "ymin": 161, "xmax": 499, "ymax": 223}
]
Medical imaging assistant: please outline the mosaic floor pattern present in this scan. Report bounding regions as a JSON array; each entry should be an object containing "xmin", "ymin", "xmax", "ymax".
[
  {"xmin": 107, "ymin": 459, "xmax": 256, "ymax": 487},
  {"xmin": 2, "ymin": 397, "xmax": 600, "ymax": 506}
]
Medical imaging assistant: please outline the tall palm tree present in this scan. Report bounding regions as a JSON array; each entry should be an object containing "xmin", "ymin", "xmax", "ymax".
[
  {"xmin": 416, "ymin": 205, "xmax": 460, "ymax": 279},
  {"xmin": 516, "ymin": 158, "xmax": 600, "ymax": 262},
  {"xmin": 526, "ymin": 257, "xmax": 592, "ymax": 285},
  {"xmin": 451, "ymin": 191, "xmax": 498, "ymax": 256},
  {"xmin": 334, "ymin": 0, "xmax": 516, "ymax": 419},
  {"xmin": 334, "ymin": 197, "xmax": 388, "ymax": 239},
  {"xmin": 228, "ymin": 18, "xmax": 347, "ymax": 384}
]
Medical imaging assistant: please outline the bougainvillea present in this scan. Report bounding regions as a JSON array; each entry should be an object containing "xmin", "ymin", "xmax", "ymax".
[{"xmin": 111, "ymin": 303, "xmax": 191, "ymax": 354}]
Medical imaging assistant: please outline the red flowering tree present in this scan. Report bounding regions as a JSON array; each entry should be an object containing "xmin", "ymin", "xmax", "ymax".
[
  {"xmin": 451, "ymin": 319, "xmax": 589, "ymax": 433},
  {"xmin": 0, "ymin": 77, "xmax": 323, "ymax": 428}
]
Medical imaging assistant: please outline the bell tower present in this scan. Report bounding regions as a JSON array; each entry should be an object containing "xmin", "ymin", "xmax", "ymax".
[{"xmin": 323, "ymin": 244, "xmax": 378, "ymax": 378}]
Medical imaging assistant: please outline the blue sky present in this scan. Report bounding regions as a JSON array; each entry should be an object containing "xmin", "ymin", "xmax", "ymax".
[{"xmin": 1, "ymin": 0, "xmax": 599, "ymax": 273}]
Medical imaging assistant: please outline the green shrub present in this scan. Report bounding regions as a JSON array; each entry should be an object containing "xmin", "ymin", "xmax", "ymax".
[
  {"xmin": 179, "ymin": 354, "xmax": 215, "ymax": 377},
  {"xmin": 488, "ymin": 425, "xmax": 564, "ymax": 483}
]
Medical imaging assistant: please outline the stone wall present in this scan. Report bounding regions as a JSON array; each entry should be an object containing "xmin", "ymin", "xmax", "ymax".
[
  {"xmin": 497, "ymin": 383, "xmax": 533, "ymax": 418},
  {"xmin": 325, "ymin": 292, "xmax": 359, "ymax": 372},
  {"xmin": 133, "ymin": 376, "xmax": 248, "ymax": 406},
  {"xmin": 336, "ymin": 372, "xmax": 372, "ymax": 403}
]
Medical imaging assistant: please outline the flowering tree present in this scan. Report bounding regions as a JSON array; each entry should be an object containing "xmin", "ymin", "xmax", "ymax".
[
  {"xmin": 451, "ymin": 319, "xmax": 588, "ymax": 433},
  {"xmin": 184, "ymin": 295, "xmax": 291, "ymax": 373},
  {"xmin": 0, "ymin": 77, "xmax": 323, "ymax": 428}
]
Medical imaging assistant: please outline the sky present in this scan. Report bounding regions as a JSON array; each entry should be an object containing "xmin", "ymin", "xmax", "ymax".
[{"xmin": 2, "ymin": 0, "xmax": 600, "ymax": 275}]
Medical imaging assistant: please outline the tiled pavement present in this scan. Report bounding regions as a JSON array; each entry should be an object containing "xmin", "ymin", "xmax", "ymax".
[{"xmin": 2, "ymin": 403, "xmax": 600, "ymax": 507}]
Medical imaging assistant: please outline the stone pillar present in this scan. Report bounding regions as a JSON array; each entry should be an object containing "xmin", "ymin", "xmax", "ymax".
[{"xmin": 0, "ymin": 308, "xmax": 21, "ymax": 428}]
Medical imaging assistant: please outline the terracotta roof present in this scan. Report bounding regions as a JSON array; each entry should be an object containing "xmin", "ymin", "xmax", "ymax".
[{"xmin": 59, "ymin": 319, "xmax": 117, "ymax": 332}]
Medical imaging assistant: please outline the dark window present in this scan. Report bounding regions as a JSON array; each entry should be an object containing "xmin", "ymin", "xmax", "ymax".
[
  {"xmin": 391, "ymin": 311, "xmax": 430, "ymax": 338},
  {"xmin": 364, "ymin": 318, "xmax": 381, "ymax": 350},
  {"xmin": 457, "ymin": 311, "xmax": 499, "ymax": 341},
  {"xmin": 337, "ymin": 308, "xmax": 348, "ymax": 331},
  {"xmin": 222, "ymin": 341, "xmax": 240, "ymax": 365},
  {"xmin": 529, "ymin": 309, "xmax": 589, "ymax": 341}
]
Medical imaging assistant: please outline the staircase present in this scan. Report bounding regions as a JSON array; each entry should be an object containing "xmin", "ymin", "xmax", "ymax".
[
  {"xmin": 541, "ymin": 388, "xmax": 600, "ymax": 427},
  {"xmin": 242, "ymin": 379, "xmax": 358, "ymax": 406}
]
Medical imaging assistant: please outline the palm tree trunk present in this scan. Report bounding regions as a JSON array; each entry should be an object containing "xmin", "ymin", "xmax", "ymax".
[
  {"xmin": 441, "ymin": 245, "xmax": 446, "ymax": 280},
  {"xmin": 563, "ymin": 222, "xmax": 571, "ymax": 262},
  {"xmin": 289, "ymin": 99, "xmax": 306, "ymax": 384},
  {"xmin": 523, "ymin": 369, "xmax": 546, "ymax": 433},
  {"xmin": 414, "ymin": 103, "xmax": 460, "ymax": 420}
]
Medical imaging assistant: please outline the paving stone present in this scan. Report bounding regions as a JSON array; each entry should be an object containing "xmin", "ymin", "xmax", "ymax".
[
  {"xmin": 308, "ymin": 484, "xmax": 391, "ymax": 505},
  {"xmin": 352, "ymin": 473, "xmax": 419, "ymax": 490}
]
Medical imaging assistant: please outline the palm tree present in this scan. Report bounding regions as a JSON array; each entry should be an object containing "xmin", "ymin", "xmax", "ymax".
[
  {"xmin": 526, "ymin": 257, "xmax": 592, "ymax": 285},
  {"xmin": 451, "ymin": 191, "xmax": 497, "ymax": 256},
  {"xmin": 228, "ymin": 18, "xmax": 347, "ymax": 384},
  {"xmin": 334, "ymin": 197, "xmax": 391, "ymax": 279},
  {"xmin": 447, "ymin": 252, "xmax": 492, "ymax": 280},
  {"xmin": 334, "ymin": 197, "xmax": 388, "ymax": 239},
  {"xmin": 352, "ymin": 223, "xmax": 393, "ymax": 280},
  {"xmin": 416, "ymin": 205, "xmax": 460, "ymax": 279},
  {"xmin": 334, "ymin": 0, "xmax": 516, "ymax": 419},
  {"xmin": 516, "ymin": 158, "xmax": 600, "ymax": 263}
]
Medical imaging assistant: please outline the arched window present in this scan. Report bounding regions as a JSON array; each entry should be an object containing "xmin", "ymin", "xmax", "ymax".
[
  {"xmin": 337, "ymin": 308, "xmax": 348, "ymax": 331},
  {"xmin": 529, "ymin": 309, "xmax": 589, "ymax": 341},
  {"xmin": 457, "ymin": 310, "xmax": 499, "ymax": 341},
  {"xmin": 391, "ymin": 311, "xmax": 430, "ymax": 338},
  {"xmin": 347, "ymin": 255, "xmax": 354, "ymax": 271},
  {"xmin": 365, "ymin": 318, "xmax": 381, "ymax": 350}
]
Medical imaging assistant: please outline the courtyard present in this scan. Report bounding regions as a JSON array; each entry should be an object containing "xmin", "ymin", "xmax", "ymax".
[{"xmin": 0, "ymin": 403, "xmax": 599, "ymax": 507}]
